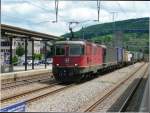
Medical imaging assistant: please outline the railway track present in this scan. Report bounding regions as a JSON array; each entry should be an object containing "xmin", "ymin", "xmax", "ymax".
[
  {"xmin": 26, "ymin": 83, "xmax": 75, "ymax": 104},
  {"xmin": 1, "ymin": 74, "xmax": 52, "ymax": 90},
  {"xmin": 2, "ymin": 73, "xmax": 51, "ymax": 84},
  {"xmin": 1, "ymin": 63, "xmax": 146, "ymax": 110},
  {"xmin": 82, "ymin": 63, "xmax": 148, "ymax": 112},
  {"xmin": 1, "ymin": 82, "xmax": 58, "ymax": 102},
  {"xmin": 119, "ymin": 64, "xmax": 149, "ymax": 112},
  {"xmin": 1, "ymin": 82, "xmax": 75, "ymax": 108}
]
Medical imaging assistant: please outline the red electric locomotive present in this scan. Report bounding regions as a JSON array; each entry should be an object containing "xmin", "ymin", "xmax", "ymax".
[{"xmin": 52, "ymin": 40, "xmax": 104, "ymax": 82}]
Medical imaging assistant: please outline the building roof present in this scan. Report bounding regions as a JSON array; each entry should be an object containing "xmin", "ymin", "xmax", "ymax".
[{"xmin": 1, "ymin": 24, "xmax": 62, "ymax": 40}]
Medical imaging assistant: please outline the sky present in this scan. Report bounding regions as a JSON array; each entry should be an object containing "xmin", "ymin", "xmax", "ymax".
[{"xmin": 1, "ymin": 0, "xmax": 150, "ymax": 36}]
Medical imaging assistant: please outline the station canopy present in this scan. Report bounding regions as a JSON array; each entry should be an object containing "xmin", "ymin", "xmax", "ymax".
[
  {"xmin": 1, "ymin": 24, "xmax": 62, "ymax": 72},
  {"xmin": 1, "ymin": 24, "xmax": 61, "ymax": 41}
]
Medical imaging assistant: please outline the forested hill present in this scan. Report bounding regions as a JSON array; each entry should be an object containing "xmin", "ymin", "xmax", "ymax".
[
  {"xmin": 62, "ymin": 17, "xmax": 149, "ymax": 53},
  {"xmin": 62, "ymin": 17, "xmax": 149, "ymax": 39}
]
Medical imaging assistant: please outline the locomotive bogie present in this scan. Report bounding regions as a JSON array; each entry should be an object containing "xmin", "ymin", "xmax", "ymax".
[{"xmin": 53, "ymin": 64, "xmax": 104, "ymax": 82}]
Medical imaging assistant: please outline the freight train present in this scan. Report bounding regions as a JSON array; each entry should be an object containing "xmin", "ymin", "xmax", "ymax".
[{"xmin": 52, "ymin": 40, "xmax": 143, "ymax": 82}]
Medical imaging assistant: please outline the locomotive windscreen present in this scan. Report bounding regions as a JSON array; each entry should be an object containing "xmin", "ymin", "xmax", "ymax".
[
  {"xmin": 55, "ymin": 45, "xmax": 65, "ymax": 55},
  {"xmin": 55, "ymin": 44, "xmax": 84, "ymax": 56},
  {"xmin": 69, "ymin": 45, "xmax": 84, "ymax": 56}
]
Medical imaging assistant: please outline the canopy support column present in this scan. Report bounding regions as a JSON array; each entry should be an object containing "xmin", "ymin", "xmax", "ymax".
[
  {"xmin": 44, "ymin": 41, "xmax": 47, "ymax": 69},
  {"xmin": 32, "ymin": 39, "xmax": 34, "ymax": 69},
  {"xmin": 9, "ymin": 37, "xmax": 13, "ymax": 72},
  {"xmin": 25, "ymin": 38, "xmax": 28, "ymax": 71}
]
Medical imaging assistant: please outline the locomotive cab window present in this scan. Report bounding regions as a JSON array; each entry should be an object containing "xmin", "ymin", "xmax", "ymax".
[
  {"xmin": 55, "ymin": 45, "xmax": 65, "ymax": 55},
  {"xmin": 69, "ymin": 45, "xmax": 84, "ymax": 56}
]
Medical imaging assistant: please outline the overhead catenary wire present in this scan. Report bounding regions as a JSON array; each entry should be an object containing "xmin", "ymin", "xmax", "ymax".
[
  {"xmin": 23, "ymin": 0, "xmax": 53, "ymax": 12},
  {"xmin": 23, "ymin": 0, "xmax": 69, "ymax": 23},
  {"xmin": 4, "ymin": 1, "xmax": 146, "ymax": 33},
  {"xmin": 116, "ymin": 1, "xmax": 128, "ymax": 18},
  {"xmin": 22, "ymin": 0, "xmax": 105, "ymax": 27},
  {"xmin": 132, "ymin": 1, "xmax": 138, "ymax": 19},
  {"xmin": 2, "ymin": 14, "xmax": 35, "ymax": 29}
]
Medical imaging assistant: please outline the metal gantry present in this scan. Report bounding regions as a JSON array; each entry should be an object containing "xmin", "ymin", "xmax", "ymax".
[
  {"xmin": 55, "ymin": 0, "xmax": 59, "ymax": 22},
  {"xmin": 97, "ymin": 0, "xmax": 101, "ymax": 22}
]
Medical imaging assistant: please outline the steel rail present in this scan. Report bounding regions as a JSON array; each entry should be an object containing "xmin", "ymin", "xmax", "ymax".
[
  {"xmin": 1, "ymin": 75, "xmax": 52, "ymax": 90},
  {"xmin": 2, "ymin": 73, "xmax": 51, "ymax": 85},
  {"xmin": 26, "ymin": 84, "xmax": 75, "ymax": 103},
  {"xmin": 84, "ymin": 63, "xmax": 146, "ymax": 112},
  {"xmin": 1, "ymin": 82, "xmax": 59, "ymax": 103}
]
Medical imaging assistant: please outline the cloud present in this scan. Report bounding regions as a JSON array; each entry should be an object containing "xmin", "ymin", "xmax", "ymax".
[{"xmin": 1, "ymin": 0, "xmax": 150, "ymax": 36}]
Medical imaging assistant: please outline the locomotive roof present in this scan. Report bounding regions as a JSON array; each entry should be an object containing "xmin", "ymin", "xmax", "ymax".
[
  {"xmin": 55, "ymin": 41, "xmax": 86, "ymax": 45},
  {"xmin": 100, "ymin": 45, "xmax": 107, "ymax": 48}
]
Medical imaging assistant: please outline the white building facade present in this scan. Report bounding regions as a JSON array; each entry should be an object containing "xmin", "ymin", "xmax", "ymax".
[{"xmin": 1, "ymin": 37, "xmax": 41, "ymax": 64}]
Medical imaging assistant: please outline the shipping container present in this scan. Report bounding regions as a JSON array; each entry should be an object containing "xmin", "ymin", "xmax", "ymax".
[
  {"xmin": 131, "ymin": 51, "xmax": 138, "ymax": 62},
  {"xmin": 123, "ymin": 50, "xmax": 127, "ymax": 62},
  {"xmin": 116, "ymin": 47, "xmax": 123, "ymax": 63},
  {"xmin": 138, "ymin": 52, "xmax": 144, "ymax": 60},
  {"xmin": 123, "ymin": 51, "xmax": 133, "ymax": 62},
  {"xmin": 143, "ymin": 54, "xmax": 149, "ymax": 62},
  {"xmin": 104, "ymin": 47, "xmax": 117, "ymax": 65},
  {"xmin": 128, "ymin": 53, "xmax": 133, "ymax": 61}
]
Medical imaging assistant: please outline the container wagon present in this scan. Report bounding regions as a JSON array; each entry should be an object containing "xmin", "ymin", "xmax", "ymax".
[{"xmin": 102, "ymin": 46, "xmax": 118, "ymax": 70}]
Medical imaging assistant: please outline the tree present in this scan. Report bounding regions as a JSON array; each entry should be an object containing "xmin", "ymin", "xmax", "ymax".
[
  {"xmin": 12, "ymin": 55, "xmax": 18, "ymax": 65},
  {"xmin": 34, "ymin": 53, "xmax": 42, "ymax": 60},
  {"xmin": 16, "ymin": 45, "xmax": 25, "ymax": 57}
]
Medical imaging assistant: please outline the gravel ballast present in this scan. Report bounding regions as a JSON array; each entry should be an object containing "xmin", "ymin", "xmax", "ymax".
[{"xmin": 25, "ymin": 63, "xmax": 143, "ymax": 112}]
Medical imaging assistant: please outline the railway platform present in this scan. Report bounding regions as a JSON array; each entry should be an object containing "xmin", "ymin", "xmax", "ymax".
[
  {"xmin": 139, "ymin": 77, "xmax": 149, "ymax": 112},
  {"xmin": 0, "ymin": 68, "xmax": 52, "ymax": 83}
]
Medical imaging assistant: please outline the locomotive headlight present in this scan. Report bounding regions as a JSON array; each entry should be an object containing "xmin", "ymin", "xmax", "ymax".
[
  {"xmin": 56, "ymin": 64, "xmax": 59, "ymax": 66},
  {"xmin": 75, "ymin": 64, "xmax": 78, "ymax": 66}
]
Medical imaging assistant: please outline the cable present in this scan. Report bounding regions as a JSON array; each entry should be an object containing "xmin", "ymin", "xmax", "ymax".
[
  {"xmin": 132, "ymin": 1, "xmax": 138, "ymax": 19},
  {"xmin": 23, "ymin": 0, "xmax": 53, "ymax": 13},
  {"xmin": 23, "ymin": 0, "xmax": 69, "ymax": 23},
  {"xmin": 116, "ymin": 1, "xmax": 128, "ymax": 17},
  {"xmin": 2, "ymin": 14, "xmax": 32, "ymax": 24}
]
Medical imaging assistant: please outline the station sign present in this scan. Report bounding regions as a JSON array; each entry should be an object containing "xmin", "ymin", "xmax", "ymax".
[{"xmin": 0, "ymin": 102, "xmax": 26, "ymax": 112}]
